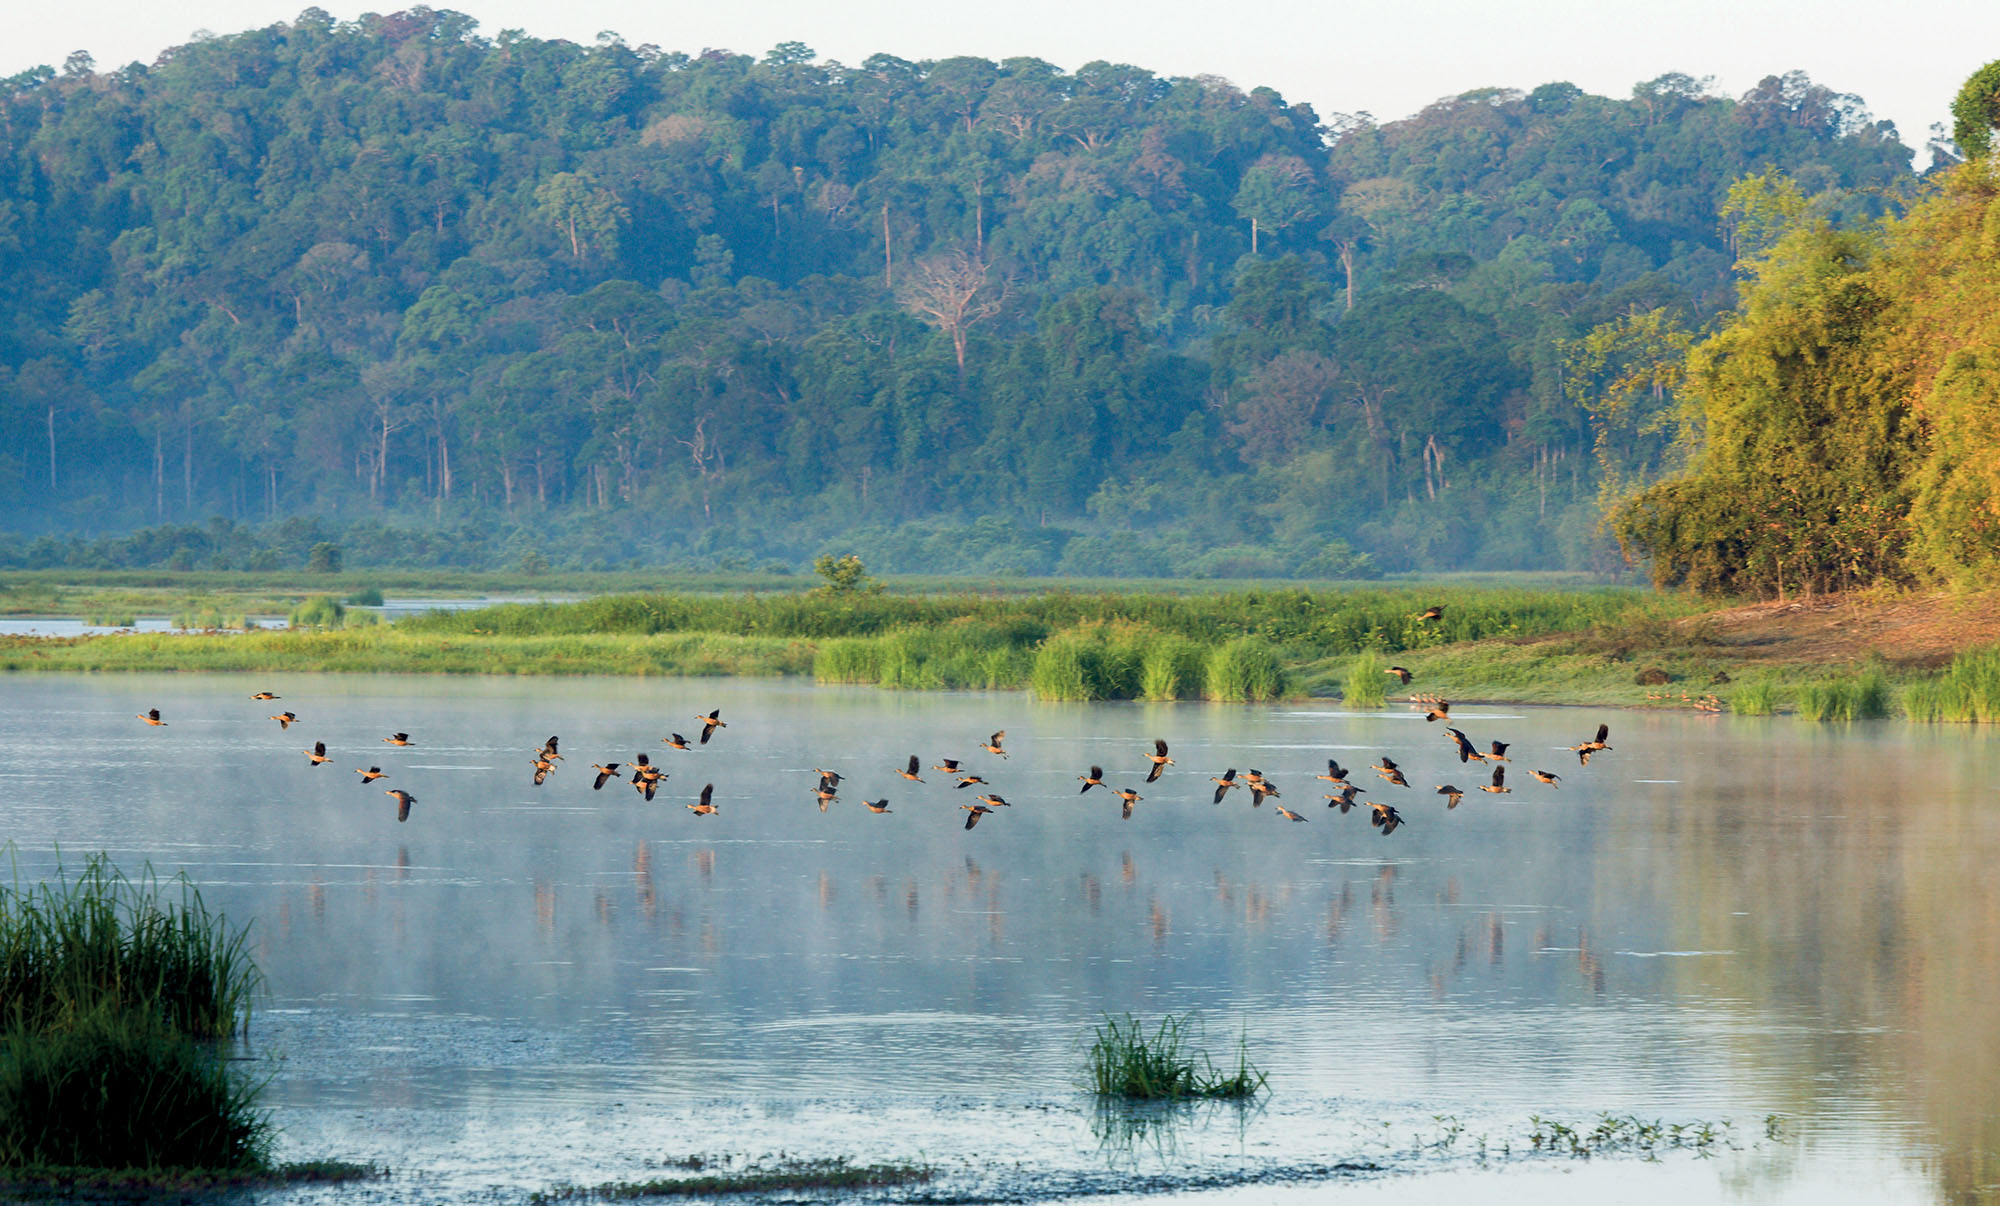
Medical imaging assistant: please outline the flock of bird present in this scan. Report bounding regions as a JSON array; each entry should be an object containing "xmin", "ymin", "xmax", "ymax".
[{"xmin": 132, "ymin": 642, "xmax": 1620, "ymax": 836}]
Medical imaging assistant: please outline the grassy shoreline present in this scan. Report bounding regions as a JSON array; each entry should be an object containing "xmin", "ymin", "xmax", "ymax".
[{"xmin": 5, "ymin": 581, "xmax": 1997, "ymax": 718}]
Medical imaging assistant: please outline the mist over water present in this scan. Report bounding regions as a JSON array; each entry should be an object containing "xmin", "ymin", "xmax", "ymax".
[{"xmin": 3, "ymin": 673, "xmax": 1995, "ymax": 1202}]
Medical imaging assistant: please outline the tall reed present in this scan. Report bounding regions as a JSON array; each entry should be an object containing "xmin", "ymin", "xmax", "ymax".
[
  {"xmin": 1726, "ymin": 676, "xmax": 1783, "ymax": 716},
  {"xmin": 0, "ymin": 1007, "xmax": 270, "ymax": 1171},
  {"xmin": 1903, "ymin": 645, "xmax": 2000, "ymax": 722},
  {"xmin": 1795, "ymin": 666, "xmax": 1891, "ymax": 722},
  {"xmin": 0, "ymin": 853, "xmax": 259, "ymax": 1039},
  {"xmin": 1204, "ymin": 638, "xmax": 1286, "ymax": 702},
  {"xmin": 1342, "ymin": 651, "xmax": 1387, "ymax": 708}
]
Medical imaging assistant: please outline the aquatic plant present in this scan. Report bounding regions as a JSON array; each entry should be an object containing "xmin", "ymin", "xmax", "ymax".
[
  {"xmin": 1343, "ymin": 651, "xmax": 1388, "ymax": 708},
  {"xmin": 1526, "ymin": 1112, "xmax": 1736, "ymax": 1158},
  {"xmin": 0, "ymin": 1007, "xmax": 270, "ymax": 1172},
  {"xmin": 1903, "ymin": 645, "xmax": 2000, "ymax": 722},
  {"xmin": 1139, "ymin": 635, "xmax": 1206, "ymax": 701},
  {"xmin": 1796, "ymin": 666, "xmax": 1891, "ymax": 721},
  {"xmin": 1725, "ymin": 676, "xmax": 1783, "ymax": 716},
  {"xmin": 84, "ymin": 611, "xmax": 137, "ymax": 628},
  {"xmin": 528, "ymin": 1157, "xmax": 933, "ymax": 1203},
  {"xmin": 1084, "ymin": 1013, "xmax": 1267, "ymax": 1100},
  {"xmin": 1203, "ymin": 638, "xmax": 1285, "ymax": 702},
  {"xmin": 342, "ymin": 587, "xmax": 385, "ymax": 607},
  {"xmin": 0, "ymin": 853, "xmax": 259, "ymax": 1038}
]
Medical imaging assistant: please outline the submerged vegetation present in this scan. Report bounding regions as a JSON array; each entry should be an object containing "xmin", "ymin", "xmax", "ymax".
[
  {"xmin": 0, "ymin": 853, "xmax": 270, "ymax": 1177},
  {"xmin": 528, "ymin": 1157, "xmax": 934, "ymax": 1203},
  {"xmin": 1085, "ymin": 1013, "xmax": 1267, "ymax": 1101}
]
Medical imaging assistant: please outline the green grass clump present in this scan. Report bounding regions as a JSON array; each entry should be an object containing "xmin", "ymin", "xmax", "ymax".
[
  {"xmin": 1084, "ymin": 1013, "xmax": 1267, "ymax": 1100},
  {"xmin": 286, "ymin": 596, "xmax": 344, "ymax": 630},
  {"xmin": 1204, "ymin": 637, "xmax": 1285, "ymax": 702},
  {"xmin": 84, "ymin": 611, "xmax": 138, "ymax": 628},
  {"xmin": 0, "ymin": 1009, "xmax": 269, "ymax": 1171},
  {"xmin": 342, "ymin": 587, "xmax": 385, "ymax": 607},
  {"xmin": 0, "ymin": 853, "xmax": 270, "ymax": 1176},
  {"xmin": 1903, "ymin": 645, "xmax": 2000, "ymax": 722},
  {"xmin": 1342, "ymin": 650, "xmax": 1388, "ymax": 708},
  {"xmin": 0, "ymin": 854, "xmax": 259, "ymax": 1038},
  {"xmin": 1727, "ymin": 676, "xmax": 1784, "ymax": 716},
  {"xmin": 1139, "ymin": 635, "xmax": 1206, "ymax": 701},
  {"xmin": 1796, "ymin": 666, "xmax": 1892, "ymax": 721},
  {"xmin": 529, "ymin": 1158, "xmax": 934, "ymax": 1203}
]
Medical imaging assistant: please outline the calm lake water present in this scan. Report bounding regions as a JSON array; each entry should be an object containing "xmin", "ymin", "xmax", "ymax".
[{"xmin": 2, "ymin": 673, "xmax": 1996, "ymax": 1203}]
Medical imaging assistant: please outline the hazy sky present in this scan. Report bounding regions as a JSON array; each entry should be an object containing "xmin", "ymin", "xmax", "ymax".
[{"xmin": 8, "ymin": 0, "xmax": 1994, "ymax": 161}]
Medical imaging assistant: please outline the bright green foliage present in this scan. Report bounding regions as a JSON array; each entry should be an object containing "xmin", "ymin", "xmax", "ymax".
[
  {"xmin": 1951, "ymin": 60, "xmax": 2000, "ymax": 159},
  {"xmin": 1342, "ymin": 651, "xmax": 1388, "ymax": 707},
  {"xmin": 1794, "ymin": 666, "xmax": 1891, "ymax": 721},
  {"xmin": 1203, "ymin": 637, "xmax": 1286, "ymax": 702},
  {"xmin": 810, "ymin": 554, "xmax": 875, "ymax": 595},
  {"xmin": 287, "ymin": 596, "xmax": 345, "ymax": 629},
  {"xmin": 1610, "ymin": 160, "xmax": 2000, "ymax": 593},
  {"xmin": 1902, "ymin": 645, "xmax": 2000, "ymax": 722}
]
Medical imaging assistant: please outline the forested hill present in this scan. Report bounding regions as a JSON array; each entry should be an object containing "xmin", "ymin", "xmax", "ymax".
[{"xmin": 0, "ymin": 11, "xmax": 1917, "ymax": 575}]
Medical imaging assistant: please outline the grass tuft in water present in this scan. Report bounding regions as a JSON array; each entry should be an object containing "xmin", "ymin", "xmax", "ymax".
[
  {"xmin": 1343, "ymin": 651, "xmax": 1388, "ymax": 708},
  {"xmin": 0, "ymin": 852, "xmax": 260, "ymax": 1038},
  {"xmin": 528, "ymin": 1157, "xmax": 934, "ymax": 1202},
  {"xmin": 1795, "ymin": 666, "xmax": 1891, "ymax": 722},
  {"xmin": 1203, "ymin": 638, "xmax": 1286, "ymax": 703},
  {"xmin": 1903, "ymin": 645, "xmax": 2000, "ymax": 722},
  {"xmin": 0, "ymin": 1008, "xmax": 270, "ymax": 1171},
  {"xmin": 1726, "ymin": 676, "xmax": 1784, "ymax": 716},
  {"xmin": 1085, "ymin": 1013, "xmax": 1267, "ymax": 1100}
]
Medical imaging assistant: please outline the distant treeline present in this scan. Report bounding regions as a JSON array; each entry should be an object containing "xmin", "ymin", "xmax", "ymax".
[{"xmin": 0, "ymin": 11, "xmax": 1917, "ymax": 573}]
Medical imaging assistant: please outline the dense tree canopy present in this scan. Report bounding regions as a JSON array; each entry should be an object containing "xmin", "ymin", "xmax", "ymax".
[
  {"xmin": 0, "ymin": 11, "xmax": 1918, "ymax": 574},
  {"xmin": 1611, "ymin": 160, "xmax": 2000, "ymax": 596}
]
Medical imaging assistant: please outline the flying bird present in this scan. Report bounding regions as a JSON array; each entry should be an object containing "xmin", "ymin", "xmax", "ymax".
[
  {"xmin": 386, "ymin": 788, "xmax": 415, "ymax": 822},
  {"xmin": 1314, "ymin": 760, "xmax": 1351, "ymax": 785},
  {"xmin": 1144, "ymin": 739, "xmax": 1174, "ymax": 783},
  {"xmin": 1274, "ymin": 805, "xmax": 1307, "ymax": 823},
  {"xmin": 271, "ymin": 712, "xmax": 298, "ymax": 730},
  {"xmin": 592, "ymin": 763, "xmax": 623, "ymax": 790},
  {"xmin": 1437, "ymin": 784, "xmax": 1464, "ymax": 810},
  {"xmin": 1529, "ymin": 769, "xmax": 1562, "ymax": 787},
  {"xmin": 979, "ymin": 731, "xmax": 1008, "ymax": 759},
  {"xmin": 1416, "ymin": 605, "xmax": 1444, "ymax": 624},
  {"xmin": 1111, "ymin": 787, "xmax": 1142, "ymax": 820},
  {"xmin": 688, "ymin": 783, "xmax": 718, "ymax": 815},
  {"xmin": 137, "ymin": 708, "xmax": 167, "ymax": 726},
  {"xmin": 1369, "ymin": 802, "xmax": 1407, "ymax": 835},
  {"xmin": 1212, "ymin": 769, "xmax": 1242, "ymax": 804},
  {"xmin": 305, "ymin": 741, "xmax": 331, "ymax": 766},
  {"xmin": 961, "ymin": 803, "xmax": 994, "ymax": 830},
  {"xmin": 862, "ymin": 798, "xmax": 892, "ymax": 814},
  {"xmin": 1444, "ymin": 727, "xmax": 1478, "ymax": 763},
  {"xmin": 383, "ymin": 732, "xmax": 413, "ymax": 746},
  {"xmin": 975, "ymin": 793, "xmax": 1011, "ymax": 809},
  {"xmin": 895, "ymin": 755, "xmax": 925, "ymax": 783},
  {"xmin": 1325, "ymin": 784, "xmax": 1364, "ymax": 813},
  {"xmin": 1385, "ymin": 666, "xmax": 1413, "ymax": 685},
  {"xmin": 1077, "ymin": 765, "xmax": 1107, "ymax": 793},
  {"xmin": 538, "ymin": 736, "xmax": 562, "ymax": 761},
  {"xmin": 1479, "ymin": 764, "xmax": 1510, "ymax": 794},
  {"xmin": 662, "ymin": 733, "xmax": 692, "ymax": 751},
  {"xmin": 250, "ymin": 691, "xmax": 280, "ymax": 700},
  {"xmin": 1424, "ymin": 700, "xmax": 1450, "ymax": 723},
  {"xmin": 1248, "ymin": 778, "xmax": 1282, "ymax": 807},
  {"xmin": 696, "ymin": 710, "xmax": 726, "ymax": 744},
  {"xmin": 1486, "ymin": 740, "xmax": 1510, "ymax": 763},
  {"xmin": 356, "ymin": 766, "xmax": 386, "ymax": 783}
]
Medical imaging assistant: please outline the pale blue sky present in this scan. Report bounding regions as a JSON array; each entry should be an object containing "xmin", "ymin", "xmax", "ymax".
[{"xmin": 8, "ymin": 0, "xmax": 1993, "ymax": 162}]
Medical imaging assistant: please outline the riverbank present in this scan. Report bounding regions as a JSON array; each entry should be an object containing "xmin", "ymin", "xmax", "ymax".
[{"xmin": 4, "ymin": 582, "xmax": 1996, "ymax": 717}]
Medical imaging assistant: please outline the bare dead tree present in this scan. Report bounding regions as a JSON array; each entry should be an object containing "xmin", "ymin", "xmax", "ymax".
[{"xmin": 897, "ymin": 250, "xmax": 1007, "ymax": 375}]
